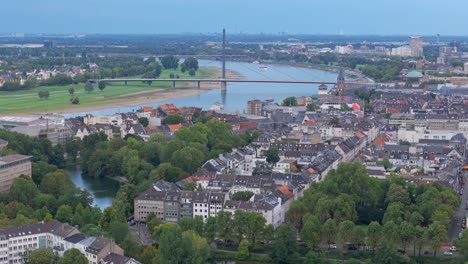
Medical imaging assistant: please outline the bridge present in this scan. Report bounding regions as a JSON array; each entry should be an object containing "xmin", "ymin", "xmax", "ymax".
[{"xmin": 89, "ymin": 78, "xmax": 339, "ymax": 88}]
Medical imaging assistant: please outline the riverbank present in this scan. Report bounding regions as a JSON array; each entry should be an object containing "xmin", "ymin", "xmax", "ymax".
[{"xmin": 0, "ymin": 67, "xmax": 241, "ymax": 115}]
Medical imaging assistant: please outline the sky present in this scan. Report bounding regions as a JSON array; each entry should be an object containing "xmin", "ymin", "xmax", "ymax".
[{"xmin": 2, "ymin": 0, "xmax": 468, "ymax": 35}]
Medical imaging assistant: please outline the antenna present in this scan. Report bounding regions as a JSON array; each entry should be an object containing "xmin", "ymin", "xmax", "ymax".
[{"xmin": 222, "ymin": 28, "xmax": 226, "ymax": 79}]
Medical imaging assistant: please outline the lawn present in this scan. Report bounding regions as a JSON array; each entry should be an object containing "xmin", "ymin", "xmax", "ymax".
[{"xmin": 0, "ymin": 67, "xmax": 217, "ymax": 114}]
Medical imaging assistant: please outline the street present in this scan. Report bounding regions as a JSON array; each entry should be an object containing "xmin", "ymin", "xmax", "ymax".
[{"xmin": 448, "ymin": 172, "xmax": 468, "ymax": 241}]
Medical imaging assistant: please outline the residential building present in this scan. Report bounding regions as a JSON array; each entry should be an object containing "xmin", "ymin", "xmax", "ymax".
[{"xmin": 247, "ymin": 100, "xmax": 263, "ymax": 116}]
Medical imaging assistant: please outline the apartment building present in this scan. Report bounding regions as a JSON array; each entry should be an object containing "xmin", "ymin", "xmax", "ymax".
[
  {"xmin": 0, "ymin": 155, "xmax": 32, "ymax": 193},
  {"xmin": 0, "ymin": 221, "xmax": 136, "ymax": 264}
]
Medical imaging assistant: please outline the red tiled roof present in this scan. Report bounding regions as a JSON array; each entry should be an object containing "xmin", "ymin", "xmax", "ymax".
[
  {"xmin": 278, "ymin": 185, "xmax": 294, "ymax": 199},
  {"xmin": 167, "ymin": 123, "xmax": 182, "ymax": 132}
]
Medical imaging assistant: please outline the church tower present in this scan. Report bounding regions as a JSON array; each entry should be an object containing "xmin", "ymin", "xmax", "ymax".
[{"xmin": 336, "ymin": 67, "xmax": 345, "ymax": 97}]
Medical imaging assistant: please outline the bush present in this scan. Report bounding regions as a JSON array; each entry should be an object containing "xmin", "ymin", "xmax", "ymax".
[{"xmin": 70, "ymin": 96, "xmax": 80, "ymax": 104}]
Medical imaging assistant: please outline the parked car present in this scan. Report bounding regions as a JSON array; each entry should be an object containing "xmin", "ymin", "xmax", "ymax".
[
  {"xmin": 450, "ymin": 246, "xmax": 457, "ymax": 252},
  {"xmin": 328, "ymin": 244, "xmax": 337, "ymax": 249},
  {"xmin": 444, "ymin": 251, "xmax": 453, "ymax": 256}
]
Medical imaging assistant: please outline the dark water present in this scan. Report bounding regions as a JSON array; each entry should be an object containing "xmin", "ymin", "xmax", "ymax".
[
  {"xmin": 64, "ymin": 60, "xmax": 337, "ymax": 118},
  {"xmin": 66, "ymin": 169, "xmax": 119, "ymax": 210}
]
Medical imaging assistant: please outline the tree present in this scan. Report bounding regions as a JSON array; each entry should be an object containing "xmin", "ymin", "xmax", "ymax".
[
  {"xmin": 24, "ymin": 248, "xmax": 57, "ymax": 264},
  {"xmin": 109, "ymin": 221, "xmax": 129, "ymax": 243},
  {"xmin": 70, "ymin": 96, "xmax": 79, "ymax": 104},
  {"xmin": 373, "ymin": 241, "xmax": 407, "ymax": 264},
  {"xmin": 367, "ymin": 221, "xmax": 381, "ymax": 250},
  {"xmin": 377, "ymin": 159, "xmax": 392, "ymax": 171},
  {"xmin": 58, "ymin": 248, "xmax": 87, "ymax": 264},
  {"xmin": 8, "ymin": 177, "xmax": 39, "ymax": 204},
  {"xmin": 307, "ymin": 103, "xmax": 320, "ymax": 111},
  {"xmin": 150, "ymin": 162, "xmax": 188, "ymax": 182},
  {"xmin": 40, "ymin": 170, "xmax": 74, "ymax": 197},
  {"xmin": 270, "ymin": 224, "xmax": 299, "ymax": 264},
  {"xmin": 301, "ymin": 215, "xmax": 321, "ymax": 250},
  {"xmin": 454, "ymin": 229, "xmax": 468, "ymax": 259},
  {"xmin": 160, "ymin": 55, "xmax": 179, "ymax": 69},
  {"xmin": 236, "ymin": 239, "xmax": 250, "ymax": 260},
  {"xmin": 171, "ymin": 147, "xmax": 205, "ymax": 174},
  {"xmin": 329, "ymin": 116, "xmax": 340, "ymax": 125},
  {"xmin": 338, "ymin": 220, "xmax": 355, "ymax": 250},
  {"xmin": 84, "ymin": 82, "xmax": 94, "ymax": 93},
  {"xmin": 265, "ymin": 147, "xmax": 280, "ymax": 165},
  {"xmin": 321, "ymin": 218, "xmax": 338, "ymax": 248},
  {"xmin": 38, "ymin": 90, "xmax": 50, "ymax": 99},
  {"xmin": 162, "ymin": 115, "xmax": 184, "ymax": 125},
  {"xmin": 252, "ymin": 161, "xmax": 272, "ymax": 175},
  {"xmin": 98, "ymin": 82, "xmax": 106, "ymax": 91},
  {"xmin": 138, "ymin": 117, "xmax": 149, "ymax": 127},
  {"xmin": 181, "ymin": 57, "xmax": 199, "ymax": 72},
  {"xmin": 282, "ymin": 96, "xmax": 297, "ymax": 106},
  {"xmin": 68, "ymin": 87, "xmax": 75, "ymax": 95},
  {"xmin": 428, "ymin": 222, "xmax": 447, "ymax": 256},
  {"xmin": 55, "ymin": 205, "xmax": 73, "ymax": 223},
  {"xmin": 184, "ymin": 182, "xmax": 197, "ymax": 191},
  {"xmin": 232, "ymin": 191, "xmax": 254, "ymax": 201}
]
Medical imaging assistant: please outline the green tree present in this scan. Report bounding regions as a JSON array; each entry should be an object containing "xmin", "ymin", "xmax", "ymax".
[
  {"xmin": 58, "ymin": 248, "xmax": 87, "ymax": 264},
  {"xmin": 98, "ymin": 82, "xmax": 106, "ymax": 91},
  {"xmin": 236, "ymin": 239, "xmax": 250, "ymax": 260},
  {"xmin": 84, "ymin": 82, "xmax": 94, "ymax": 93},
  {"xmin": 321, "ymin": 218, "xmax": 338, "ymax": 248},
  {"xmin": 109, "ymin": 221, "xmax": 129, "ymax": 244},
  {"xmin": 181, "ymin": 57, "xmax": 199, "ymax": 72},
  {"xmin": 24, "ymin": 248, "xmax": 57, "ymax": 264},
  {"xmin": 265, "ymin": 147, "xmax": 280, "ymax": 165},
  {"xmin": 377, "ymin": 159, "xmax": 392, "ymax": 171},
  {"xmin": 160, "ymin": 55, "xmax": 179, "ymax": 69},
  {"xmin": 428, "ymin": 222, "xmax": 447, "ymax": 256},
  {"xmin": 454, "ymin": 229, "xmax": 468, "ymax": 259},
  {"xmin": 150, "ymin": 162, "xmax": 188, "ymax": 182},
  {"xmin": 138, "ymin": 117, "xmax": 149, "ymax": 127},
  {"xmin": 38, "ymin": 90, "xmax": 50, "ymax": 99},
  {"xmin": 68, "ymin": 87, "xmax": 75, "ymax": 95},
  {"xmin": 367, "ymin": 221, "xmax": 381, "ymax": 250},
  {"xmin": 162, "ymin": 115, "xmax": 184, "ymax": 125},
  {"xmin": 373, "ymin": 241, "xmax": 407, "ymax": 264},
  {"xmin": 252, "ymin": 161, "xmax": 272, "ymax": 176},
  {"xmin": 70, "ymin": 96, "xmax": 79, "ymax": 104},
  {"xmin": 171, "ymin": 147, "xmax": 205, "ymax": 174},
  {"xmin": 55, "ymin": 205, "xmax": 73, "ymax": 223},
  {"xmin": 338, "ymin": 220, "xmax": 355, "ymax": 250},
  {"xmin": 232, "ymin": 191, "xmax": 254, "ymax": 201},
  {"xmin": 270, "ymin": 224, "xmax": 299, "ymax": 264},
  {"xmin": 307, "ymin": 103, "xmax": 320, "ymax": 111},
  {"xmin": 8, "ymin": 177, "xmax": 39, "ymax": 204},
  {"xmin": 301, "ymin": 214, "xmax": 321, "ymax": 250},
  {"xmin": 40, "ymin": 170, "xmax": 74, "ymax": 197},
  {"xmin": 282, "ymin": 96, "xmax": 297, "ymax": 106},
  {"xmin": 183, "ymin": 182, "xmax": 197, "ymax": 191}
]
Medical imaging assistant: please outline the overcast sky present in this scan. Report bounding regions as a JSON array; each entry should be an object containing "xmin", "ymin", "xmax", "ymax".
[{"xmin": 2, "ymin": 0, "xmax": 467, "ymax": 35}]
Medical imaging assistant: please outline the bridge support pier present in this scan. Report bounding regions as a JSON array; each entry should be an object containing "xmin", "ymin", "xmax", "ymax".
[
  {"xmin": 197, "ymin": 81, "xmax": 201, "ymax": 89},
  {"xmin": 172, "ymin": 81, "xmax": 176, "ymax": 88},
  {"xmin": 124, "ymin": 81, "xmax": 127, "ymax": 86},
  {"xmin": 221, "ymin": 81, "xmax": 227, "ymax": 89}
]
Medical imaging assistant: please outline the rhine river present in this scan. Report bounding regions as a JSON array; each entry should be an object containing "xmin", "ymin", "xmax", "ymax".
[{"xmin": 67, "ymin": 61, "xmax": 337, "ymax": 210}]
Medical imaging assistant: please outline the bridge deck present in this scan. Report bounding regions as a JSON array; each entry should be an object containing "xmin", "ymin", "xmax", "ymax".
[{"xmin": 91, "ymin": 78, "xmax": 339, "ymax": 84}]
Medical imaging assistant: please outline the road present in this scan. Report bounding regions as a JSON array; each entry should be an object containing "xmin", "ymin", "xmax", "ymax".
[{"xmin": 448, "ymin": 172, "xmax": 467, "ymax": 241}]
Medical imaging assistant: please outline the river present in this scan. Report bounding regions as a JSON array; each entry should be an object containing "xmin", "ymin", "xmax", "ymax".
[
  {"xmin": 66, "ymin": 60, "xmax": 337, "ymax": 210},
  {"xmin": 64, "ymin": 60, "xmax": 337, "ymax": 117}
]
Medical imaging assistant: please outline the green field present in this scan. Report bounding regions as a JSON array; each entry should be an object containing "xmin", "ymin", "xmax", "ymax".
[{"xmin": 0, "ymin": 67, "xmax": 217, "ymax": 114}]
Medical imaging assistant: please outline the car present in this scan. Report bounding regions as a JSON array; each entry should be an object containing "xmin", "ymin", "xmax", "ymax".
[
  {"xmin": 444, "ymin": 251, "xmax": 453, "ymax": 256},
  {"xmin": 450, "ymin": 246, "xmax": 457, "ymax": 252},
  {"xmin": 328, "ymin": 244, "xmax": 337, "ymax": 249}
]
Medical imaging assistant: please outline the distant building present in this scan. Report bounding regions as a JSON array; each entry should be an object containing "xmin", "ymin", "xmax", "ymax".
[
  {"xmin": 210, "ymin": 102, "xmax": 224, "ymax": 112},
  {"xmin": 318, "ymin": 84, "xmax": 328, "ymax": 95},
  {"xmin": 247, "ymin": 100, "xmax": 263, "ymax": 116},
  {"xmin": 464, "ymin": 63, "xmax": 468, "ymax": 73},
  {"xmin": 409, "ymin": 36, "xmax": 424, "ymax": 57},
  {"xmin": 43, "ymin": 40, "xmax": 53, "ymax": 48},
  {"xmin": 0, "ymin": 154, "xmax": 32, "ymax": 193}
]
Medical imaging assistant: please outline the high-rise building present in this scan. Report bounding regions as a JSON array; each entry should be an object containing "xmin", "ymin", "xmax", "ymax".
[
  {"xmin": 409, "ymin": 36, "xmax": 424, "ymax": 57},
  {"xmin": 247, "ymin": 100, "xmax": 263, "ymax": 116}
]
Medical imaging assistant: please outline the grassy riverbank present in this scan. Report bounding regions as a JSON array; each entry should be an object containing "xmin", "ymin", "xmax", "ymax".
[{"xmin": 0, "ymin": 67, "xmax": 218, "ymax": 115}]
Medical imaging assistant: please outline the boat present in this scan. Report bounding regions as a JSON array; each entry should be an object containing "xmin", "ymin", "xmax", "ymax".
[
  {"xmin": 252, "ymin": 60, "xmax": 260, "ymax": 64},
  {"xmin": 259, "ymin": 65, "xmax": 268, "ymax": 70}
]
